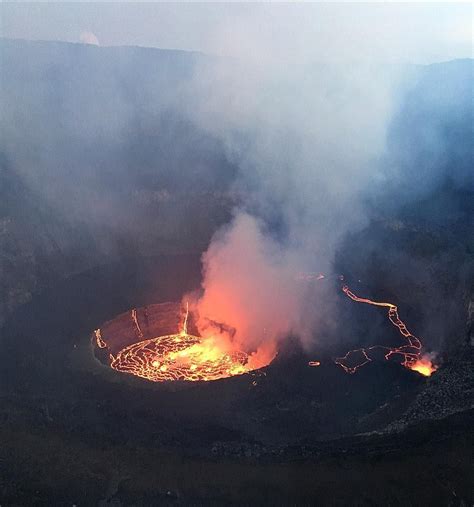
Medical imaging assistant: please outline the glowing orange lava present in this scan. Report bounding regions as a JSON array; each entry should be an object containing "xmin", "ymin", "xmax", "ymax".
[
  {"xmin": 94, "ymin": 328, "xmax": 107, "ymax": 349},
  {"xmin": 409, "ymin": 357, "xmax": 437, "ymax": 377},
  {"xmin": 329, "ymin": 284, "xmax": 437, "ymax": 376},
  {"xmin": 94, "ymin": 303, "xmax": 252, "ymax": 382},
  {"xmin": 93, "ymin": 280, "xmax": 437, "ymax": 383}
]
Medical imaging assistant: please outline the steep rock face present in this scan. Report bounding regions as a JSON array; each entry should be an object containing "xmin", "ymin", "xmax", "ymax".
[
  {"xmin": 0, "ymin": 176, "xmax": 234, "ymax": 326},
  {"xmin": 468, "ymin": 298, "xmax": 474, "ymax": 346},
  {"xmin": 0, "ymin": 157, "xmax": 99, "ymax": 324},
  {"xmin": 0, "ymin": 40, "xmax": 237, "ymax": 325}
]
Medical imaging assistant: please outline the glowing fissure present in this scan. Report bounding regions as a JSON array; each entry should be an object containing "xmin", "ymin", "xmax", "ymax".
[
  {"xmin": 94, "ymin": 328, "xmax": 107, "ymax": 349},
  {"xmin": 131, "ymin": 308, "xmax": 144, "ymax": 338},
  {"xmin": 327, "ymin": 285, "xmax": 436, "ymax": 376}
]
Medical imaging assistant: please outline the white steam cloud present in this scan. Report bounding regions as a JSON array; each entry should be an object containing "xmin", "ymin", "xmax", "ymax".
[
  {"xmin": 80, "ymin": 31, "xmax": 100, "ymax": 46},
  {"xmin": 186, "ymin": 51, "xmax": 401, "ymax": 357}
]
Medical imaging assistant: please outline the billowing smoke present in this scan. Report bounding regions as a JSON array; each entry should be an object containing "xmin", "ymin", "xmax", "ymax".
[
  {"xmin": 184, "ymin": 57, "xmax": 402, "ymax": 357},
  {"xmin": 1, "ymin": 4, "xmax": 471, "ymax": 346},
  {"xmin": 196, "ymin": 212, "xmax": 305, "ymax": 367},
  {"xmin": 80, "ymin": 31, "xmax": 100, "ymax": 46},
  {"xmin": 184, "ymin": 45, "xmax": 473, "ymax": 358}
]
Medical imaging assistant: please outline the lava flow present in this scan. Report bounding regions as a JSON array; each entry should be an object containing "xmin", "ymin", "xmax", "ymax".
[
  {"xmin": 327, "ymin": 285, "xmax": 437, "ymax": 376},
  {"xmin": 94, "ymin": 304, "xmax": 252, "ymax": 382},
  {"xmin": 94, "ymin": 280, "xmax": 436, "ymax": 382}
]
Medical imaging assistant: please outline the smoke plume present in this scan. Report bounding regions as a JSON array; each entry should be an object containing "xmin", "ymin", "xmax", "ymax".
[
  {"xmin": 196, "ymin": 212, "xmax": 307, "ymax": 366},
  {"xmin": 1, "ymin": 5, "xmax": 471, "ymax": 350},
  {"xmin": 80, "ymin": 31, "xmax": 100, "ymax": 46},
  {"xmin": 185, "ymin": 56, "xmax": 401, "ymax": 357}
]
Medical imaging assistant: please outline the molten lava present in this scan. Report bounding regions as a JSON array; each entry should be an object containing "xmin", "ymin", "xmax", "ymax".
[
  {"xmin": 93, "ymin": 277, "xmax": 437, "ymax": 383},
  {"xmin": 327, "ymin": 284, "xmax": 437, "ymax": 376},
  {"xmin": 409, "ymin": 357, "xmax": 437, "ymax": 377},
  {"xmin": 94, "ymin": 303, "xmax": 253, "ymax": 382}
]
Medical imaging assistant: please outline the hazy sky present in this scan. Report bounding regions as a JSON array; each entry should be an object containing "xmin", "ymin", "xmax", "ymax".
[{"xmin": 1, "ymin": 2, "xmax": 472, "ymax": 64}]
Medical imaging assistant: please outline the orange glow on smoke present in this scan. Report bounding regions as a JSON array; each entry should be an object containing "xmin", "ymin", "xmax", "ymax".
[{"xmin": 326, "ymin": 285, "xmax": 437, "ymax": 376}]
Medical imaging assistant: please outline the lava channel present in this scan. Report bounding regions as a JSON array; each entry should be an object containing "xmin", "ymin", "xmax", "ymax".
[{"xmin": 322, "ymin": 284, "xmax": 437, "ymax": 376}]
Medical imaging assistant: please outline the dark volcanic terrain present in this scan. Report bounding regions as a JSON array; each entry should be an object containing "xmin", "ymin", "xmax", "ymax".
[{"xmin": 0, "ymin": 40, "xmax": 473, "ymax": 505}]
